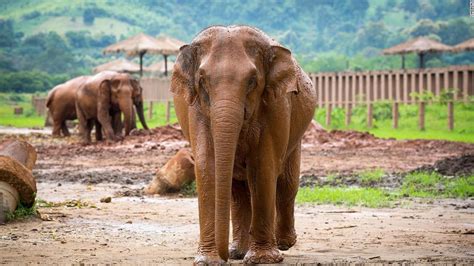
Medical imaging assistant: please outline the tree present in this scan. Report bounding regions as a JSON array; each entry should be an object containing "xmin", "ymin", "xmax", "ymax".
[
  {"xmin": 408, "ymin": 19, "xmax": 439, "ymax": 37},
  {"xmin": 0, "ymin": 19, "xmax": 16, "ymax": 47},
  {"xmin": 83, "ymin": 8, "xmax": 95, "ymax": 25}
]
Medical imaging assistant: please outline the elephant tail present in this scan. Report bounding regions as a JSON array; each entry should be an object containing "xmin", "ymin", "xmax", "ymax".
[{"xmin": 46, "ymin": 88, "xmax": 56, "ymax": 108}]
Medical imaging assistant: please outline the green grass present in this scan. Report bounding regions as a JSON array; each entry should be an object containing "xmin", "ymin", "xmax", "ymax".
[
  {"xmin": 0, "ymin": 93, "xmax": 45, "ymax": 128},
  {"xmin": 298, "ymin": 172, "xmax": 474, "ymax": 207},
  {"xmin": 359, "ymin": 168, "xmax": 385, "ymax": 185},
  {"xmin": 5, "ymin": 202, "xmax": 38, "ymax": 222},
  {"xmin": 315, "ymin": 102, "xmax": 474, "ymax": 143},
  {"xmin": 297, "ymin": 186, "xmax": 396, "ymax": 208},
  {"xmin": 141, "ymin": 102, "xmax": 179, "ymax": 129},
  {"xmin": 401, "ymin": 172, "xmax": 474, "ymax": 199}
]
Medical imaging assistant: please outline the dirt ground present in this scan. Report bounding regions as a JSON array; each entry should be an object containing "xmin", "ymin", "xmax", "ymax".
[{"xmin": 1, "ymin": 124, "xmax": 473, "ymax": 264}]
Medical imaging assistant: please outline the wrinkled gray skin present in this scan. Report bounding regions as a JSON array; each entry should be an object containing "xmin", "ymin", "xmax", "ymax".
[
  {"xmin": 171, "ymin": 26, "xmax": 317, "ymax": 264},
  {"xmin": 75, "ymin": 71, "xmax": 148, "ymax": 143}
]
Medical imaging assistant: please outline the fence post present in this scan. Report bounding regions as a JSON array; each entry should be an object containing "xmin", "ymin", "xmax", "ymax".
[
  {"xmin": 148, "ymin": 101, "xmax": 153, "ymax": 120},
  {"xmin": 325, "ymin": 104, "xmax": 332, "ymax": 127},
  {"xmin": 418, "ymin": 101, "xmax": 425, "ymax": 131},
  {"xmin": 166, "ymin": 101, "xmax": 171, "ymax": 123},
  {"xmin": 367, "ymin": 103, "xmax": 373, "ymax": 128},
  {"xmin": 392, "ymin": 102, "xmax": 399, "ymax": 129},
  {"xmin": 448, "ymin": 101, "xmax": 454, "ymax": 131},
  {"xmin": 345, "ymin": 104, "xmax": 352, "ymax": 127}
]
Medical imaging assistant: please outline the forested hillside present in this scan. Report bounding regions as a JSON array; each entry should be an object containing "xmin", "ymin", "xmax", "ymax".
[{"xmin": 0, "ymin": 0, "xmax": 473, "ymax": 92}]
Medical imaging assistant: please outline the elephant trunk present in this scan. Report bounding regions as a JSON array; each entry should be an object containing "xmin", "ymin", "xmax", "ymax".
[
  {"xmin": 211, "ymin": 99, "xmax": 244, "ymax": 261},
  {"xmin": 119, "ymin": 98, "xmax": 133, "ymax": 136},
  {"xmin": 135, "ymin": 100, "xmax": 149, "ymax": 130}
]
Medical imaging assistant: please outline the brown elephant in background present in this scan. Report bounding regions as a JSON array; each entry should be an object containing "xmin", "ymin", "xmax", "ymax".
[
  {"xmin": 171, "ymin": 26, "xmax": 317, "ymax": 264},
  {"xmin": 46, "ymin": 76, "xmax": 89, "ymax": 137},
  {"xmin": 75, "ymin": 71, "xmax": 148, "ymax": 143}
]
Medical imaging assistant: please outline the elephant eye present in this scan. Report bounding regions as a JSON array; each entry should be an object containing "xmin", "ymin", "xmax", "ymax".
[{"xmin": 247, "ymin": 76, "xmax": 257, "ymax": 93}]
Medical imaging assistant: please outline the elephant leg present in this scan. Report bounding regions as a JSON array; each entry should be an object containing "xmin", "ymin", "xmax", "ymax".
[
  {"xmin": 61, "ymin": 121, "xmax": 70, "ymax": 137},
  {"xmin": 244, "ymin": 144, "xmax": 283, "ymax": 264},
  {"xmin": 95, "ymin": 120, "xmax": 103, "ymax": 141},
  {"xmin": 97, "ymin": 108, "xmax": 116, "ymax": 141},
  {"xmin": 276, "ymin": 144, "xmax": 300, "ymax": 251},
  {"xmin": 112, "ymin": 113, "xmax": 123, "ymax": 137},
  {"xmin": 229, "ymin": 179, "xmax": 251, "ymax": 260},
  {"xmin": 76, "ymin": 104, "xmax": 91, "ymax": 144},
  {"xmin": 51, "ymin": 119, "xmax": 61, "ymax": 137}
]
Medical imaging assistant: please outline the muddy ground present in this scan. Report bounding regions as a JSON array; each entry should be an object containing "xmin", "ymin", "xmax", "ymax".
[{"xmin": 0, "ymin": 124, "xmax": 473, "ymax": 264}]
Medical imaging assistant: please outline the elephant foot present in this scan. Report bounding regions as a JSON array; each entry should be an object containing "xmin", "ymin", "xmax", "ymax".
[
  {"xmin": 229, "ymin": 242, "xmax": 247, "ymax": 260},
  {"xmin": 194, "ymin": 253, "xmax": 225, "ymax": 265},
  {"xmin": 243, "ymin": 246, "xmax": 283, "ymax": 264},
  {"xmin": 277, "ymin": 233, "xmax": 297, "ymax": 251}
]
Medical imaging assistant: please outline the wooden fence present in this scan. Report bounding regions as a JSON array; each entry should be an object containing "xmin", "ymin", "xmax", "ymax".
[
  {"xmin": 309, "ymin": 65, "xmax": 474, "ymax": 130},
  {"xmin": 140, "ymin": 77, "xmax": 174, "ymax": 122},
  {"xmin": 32, "ymin": 96, "xmax": 47, "ymax": 116}
]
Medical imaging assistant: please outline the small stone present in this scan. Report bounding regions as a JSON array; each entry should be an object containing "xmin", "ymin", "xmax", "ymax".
[
  {"xmin": 100, "ymin": 197, "xmax": 112, "ymax": 203},
  {"xmin": 126, "ymin": 220, "xmax": 132, "ymax": 224}
]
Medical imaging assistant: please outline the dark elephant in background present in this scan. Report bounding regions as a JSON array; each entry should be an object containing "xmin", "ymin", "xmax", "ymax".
[
  {"xmin": 75, "ymin": 71, "xmax": 148, "ymax": 144},
  {"xmin": 171, "ymin": 26, "xmax": 317, "ymax": 264},
  {"xmin": 46, "ymin": 76, "xmax": 89, "ymax": 137}
]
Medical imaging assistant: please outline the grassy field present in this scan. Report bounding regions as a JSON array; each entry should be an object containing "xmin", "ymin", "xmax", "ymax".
[
  {"xmin": 315, "ymin": 101, "xmax": 474, "ymax": 143},
  {"xmin": 296, "ymin": 171, "xmax": 474, "ymax": 208}
]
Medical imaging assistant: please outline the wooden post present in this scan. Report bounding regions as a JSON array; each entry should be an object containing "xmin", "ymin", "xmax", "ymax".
[
  {"xmin": 367, "ymin": 103, "xmax": 373, "ymax": 128},
  {"xmin": 326, "ymin": 104, "xmax": 332, "ymax": 127},
  {"xmin": 345, "ymin": 104, "xmax": 352, "ymax": 127},
  {"xmin": 392, "ymin": 102, "xmax": 399, "ymax": 129},
  {"xmin": 448, "ymin": 101, "xmax": 454, "ymax": 131},
  {"xmin": 148, "ymin": 101, "xmax": 153, "ymax": 120},
  {"xmin": 166, "ymin": 101, "xmax": 171, "ymax": 123},
  {"xmin": 418, "ymin": 101, "xmax": 425, "ymax": 131}
]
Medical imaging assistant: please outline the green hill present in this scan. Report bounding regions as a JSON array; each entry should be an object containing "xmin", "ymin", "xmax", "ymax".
[{"xmin": 0, "ymin": 0, "xmax": 472, "ymax": 92}]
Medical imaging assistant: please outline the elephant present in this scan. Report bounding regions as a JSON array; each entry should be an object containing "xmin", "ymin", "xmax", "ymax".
[
  {"xmin": 171, "ymin": 26, "xmax": 317, "ymax": 264},
  {"xmin": 46, "ymin": 76, "xmax": 89, "ymax": 137},
  {"xmin": 75, "ymin": 71, "xmax": 148, "ymax": 143}
]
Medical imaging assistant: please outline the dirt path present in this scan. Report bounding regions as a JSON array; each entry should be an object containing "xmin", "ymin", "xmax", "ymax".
[{"xmin": 1, "ymin": 126, "xmax": 474, "ymax": 264}]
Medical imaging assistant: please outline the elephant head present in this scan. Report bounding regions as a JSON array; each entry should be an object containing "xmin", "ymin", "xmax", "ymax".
[
  {"xmin": 130, "ymin": 77, "xmax": 149, "ymax": 131},
  {"xmin": 98, "ymin": 73, "xmax": 148, "ymax": 136},
  {"xmin": 171, "ymin": 26, "xmax": 299, "ymax": 260}
]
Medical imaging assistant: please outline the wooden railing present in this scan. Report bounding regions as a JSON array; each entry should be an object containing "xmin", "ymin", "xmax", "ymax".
[{"xmin": 308, "ymin": 65, "xmax": 474, "ymax": 130}]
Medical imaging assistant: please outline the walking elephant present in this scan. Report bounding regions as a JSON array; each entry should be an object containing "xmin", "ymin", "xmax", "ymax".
[
  {"xmin": 171, "ymin": 26, "xmax": 317, "ymax": 264},
  {"xmin": 75, "ymin": 71, "xmax": 148, "ymax": 144},
  {"xmin": 46, "ymin": 76, "xmax": 89, "ymax": 137}
]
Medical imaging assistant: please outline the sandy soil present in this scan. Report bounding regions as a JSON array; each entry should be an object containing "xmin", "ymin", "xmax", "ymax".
[{"xmin": 0, "ymin": 125, "xmax": 473, "ymax": 264}]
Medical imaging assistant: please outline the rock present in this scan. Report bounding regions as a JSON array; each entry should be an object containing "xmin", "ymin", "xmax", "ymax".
[
  {"xmin": 100, "ymin": 197, "xmax": 112, "ymax": 203},
  {"xmin": 144, "ymin": 149, "xmax": 195, "ymax": 195}
]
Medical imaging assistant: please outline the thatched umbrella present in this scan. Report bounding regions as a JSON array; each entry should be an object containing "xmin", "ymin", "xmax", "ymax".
[
  {"xmin": 93, "ymin": 59, "xmax": 141, "ymax": 74},
  {"xmin": 451, "ymin": 38, "xmax": 474, "ymax": 53},
  {"xmin": 382, "ymin": 37, "xmax": 452, "ymax": 69},
  {"xmin": 103, "ymin": 33, "xmax": 184, "ymax": 76},
  {"xmin": 154, "ymin": 36, "xmax": 185, "ymax": 76},
  {"xmin": 145, "ymin": 60, "xmax": 175, "ymax": 75}
]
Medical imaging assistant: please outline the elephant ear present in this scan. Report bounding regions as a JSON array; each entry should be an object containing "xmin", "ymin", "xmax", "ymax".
[
  {"xmin": 266, "ymin": 42, "xmax": 299, "ymax": 97},
  {"xmin": 130, "ymin": 78, "xmax": 143, "ymax": 101},
  {"xmin": 98, "ymin": 79, "xmax": 113, "ymax": 111},
  {"xmin": 171, "ymin": 44, "xmax": 197, "ymax": 105}
]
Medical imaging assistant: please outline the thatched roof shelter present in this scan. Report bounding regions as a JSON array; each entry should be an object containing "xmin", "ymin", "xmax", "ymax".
[
  {"xmin": 382, "ymin": 37, "xmax": 452, "ymax": 68},
  {"xmin": 103, "ymin": 33, "xmax": 185, "ymax": 76},
  {"xmin": 93, "ymin": 59, "xmax": 141, "ymax": 74},
  {"xmin": 452, "ymin": 38, "xmax": 474, "ymax": 53},
  {"xmin": 146, "ymin": 60, "xmax": 175, "ymax": 75}
]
